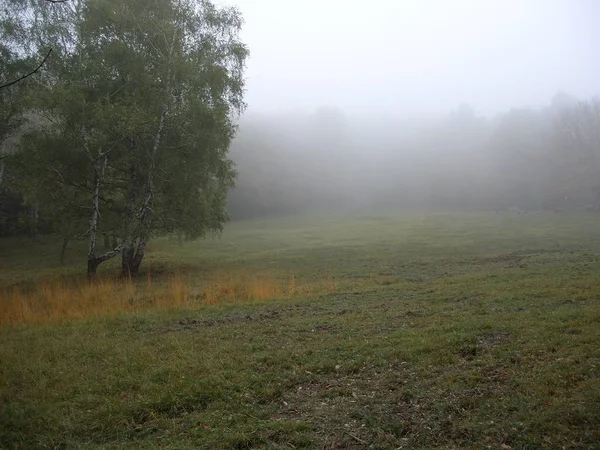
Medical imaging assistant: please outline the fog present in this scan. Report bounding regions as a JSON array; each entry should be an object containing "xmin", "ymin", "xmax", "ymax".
[
  {"xmin": 215, "ymin": 0, "xmax": 600, "ymax": 219},
  {"xmin": 221, "ymin": 0, "xmax": 599, "ymax": 115}
]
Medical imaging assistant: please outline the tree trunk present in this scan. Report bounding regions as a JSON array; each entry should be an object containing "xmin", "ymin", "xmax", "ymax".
[
  {"xmin": 121, "ymin": 240, "xmax": 135, "ymax": 278},
  {"xmin": 119, "ymin": 58, "xmax": 170, "ymax": 280},
  {"xmin": 87, "ymin": 257, "xmax": 100, "ymax": 280},
  {"xmin": 87, "ymin": 158, "xmax": 104, "ymax": 280},
  {"xmin": 131, "ymin": 236, "xmax": 147, "ymax": 275},
  {"xmin": 121, "ymin": 236, "xmax": 147, "ymax": 277},
  {"xmin": 119, "ymin": 105, "xmax": 167, "ymax": 279},
  {"xmin": 30, "ymin": 204, "xmax": 39, "ymax": 243},
  {"xmin": 86, "ymin": 155, "xmax": 122, "ymax": 279},
  {"xmin": 121, "ymin": 151, "xmax": 139, "ymax": 278},
  {"xmin": 60, "ymin": 231, "xmax": 70, "ymax": 265}
]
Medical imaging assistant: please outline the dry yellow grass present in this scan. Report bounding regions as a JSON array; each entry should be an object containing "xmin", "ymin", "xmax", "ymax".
[
  {"xmin": 201, "ymin": 271, "xmax": 293, "ymax": 305},
  {"xmin": 0, "ymin": 271, "xmax": 338, "ymax": 326}
]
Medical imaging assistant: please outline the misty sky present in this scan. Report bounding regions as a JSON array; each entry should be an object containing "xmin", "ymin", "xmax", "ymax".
[{"xmin": 215, "ymin": 0, "xmax": 599, "ymax": 117}]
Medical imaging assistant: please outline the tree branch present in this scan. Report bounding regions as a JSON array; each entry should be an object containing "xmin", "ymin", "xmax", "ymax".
[
  {"xmin": 0, "ymin": 48, "xmax": 53, "ymax": 90},
  {"xmin": 95, "ymin": 242, "xmax": 124, "ymax": 264}
]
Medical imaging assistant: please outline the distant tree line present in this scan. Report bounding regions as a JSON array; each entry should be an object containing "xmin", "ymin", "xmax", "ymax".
[
  {"xmin": 227, "ymin": 95, "xmax": 600, "ymax": 218},
  {"xmin": 0, "ymin": 0, "xmax": 247, "ymax": 278}
]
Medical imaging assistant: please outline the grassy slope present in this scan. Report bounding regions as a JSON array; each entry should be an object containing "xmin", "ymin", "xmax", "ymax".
[{"xmin": 1, "ymin": 211, "xmax": 599, "ymax": 449}]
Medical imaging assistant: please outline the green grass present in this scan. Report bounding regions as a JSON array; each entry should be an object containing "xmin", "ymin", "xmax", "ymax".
[{"xmin": 1, "ymin": 211, "xmax": 600, "ymax": 449}]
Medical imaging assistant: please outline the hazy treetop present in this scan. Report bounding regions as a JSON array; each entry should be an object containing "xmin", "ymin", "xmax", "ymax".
[{"xmin": 215, "ymin": 0, "xmax": 599, "ymax": 117}]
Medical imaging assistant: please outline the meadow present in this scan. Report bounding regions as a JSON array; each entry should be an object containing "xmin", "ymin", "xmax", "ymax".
[{"xmin": 1, "ymin": 211, "xmax": 599, "ymax": 449}]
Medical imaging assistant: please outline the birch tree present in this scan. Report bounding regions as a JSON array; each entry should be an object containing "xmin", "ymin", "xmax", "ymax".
[{"xmin": 5, "ymin": 0, "xmax": 247, "ymax": 278}]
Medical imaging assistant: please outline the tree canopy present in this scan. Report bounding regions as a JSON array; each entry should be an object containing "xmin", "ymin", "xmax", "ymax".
[{"xmin": 1, "ymin": 0, "xmax": 247, "ymax": 277}]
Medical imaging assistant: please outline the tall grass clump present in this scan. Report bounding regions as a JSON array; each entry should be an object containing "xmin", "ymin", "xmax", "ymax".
[
  {"xmin": 0, "ymin": 271, "xmax": 338, "ymax": 325},
  {"xmin": 0, "ymin": 276, "xmax": 190, "ymax": 325}
]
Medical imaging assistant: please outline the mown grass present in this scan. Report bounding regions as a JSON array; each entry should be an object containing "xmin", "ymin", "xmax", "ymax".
[{"xmin": 1, "ymin": 211, "xmax": 599, "ymax": 449}]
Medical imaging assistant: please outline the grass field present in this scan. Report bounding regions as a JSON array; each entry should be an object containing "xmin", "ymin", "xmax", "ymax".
[{"xmin": 1, "ymin": 211, "xmax": 599, "ymax": 449}]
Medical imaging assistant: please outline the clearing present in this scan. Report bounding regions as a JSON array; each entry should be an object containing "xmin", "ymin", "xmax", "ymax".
[{"xmin": 1, "ymin": 211, "xmax": 599, "ymax": 449}]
